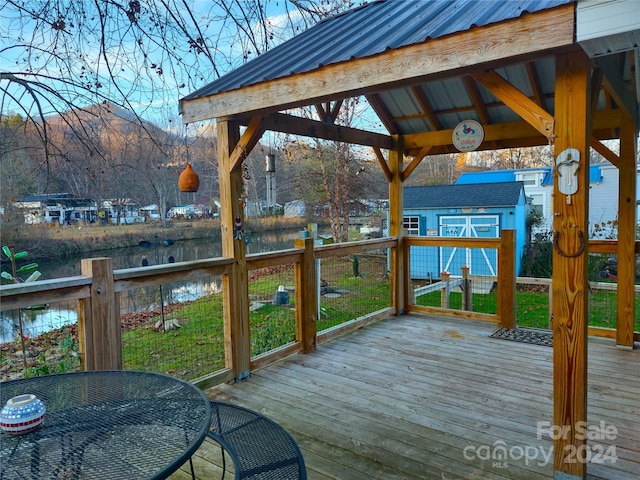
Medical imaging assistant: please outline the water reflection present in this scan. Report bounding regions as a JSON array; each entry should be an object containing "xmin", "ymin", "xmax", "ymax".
[
  {"xmin": 1, "ymin": 308, "xmax": 77, "ymax": 343},
  {"xmin": 1, "ymin": 229, "xmax": 309, "ymax": 343}
]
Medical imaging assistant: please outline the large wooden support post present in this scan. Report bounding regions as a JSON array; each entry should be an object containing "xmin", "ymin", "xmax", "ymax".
[
  {"xmin": 388, "ymin": 135, "xmax": 405, "ymax": 314},
  {"xmin": 497, "ymin": 229, "xmax": 516, "ymax": 329},
  {"xmin": 616, "ymin": 112, "xmax": 637, "ymax": 349},
  {"xmin": 294, "ymin": 237, "xmax": 317, "ymax": 353},
  {"xmin": 79, "ymin": 257, "xmax": 122, "ymax": 370},
  {"xmin": 218, "ymin": 120, "xmax": 251, "ymax": 382},
  {"xmin": 552, "ymin": 51, "xmax": 591, "ymax": 480}
]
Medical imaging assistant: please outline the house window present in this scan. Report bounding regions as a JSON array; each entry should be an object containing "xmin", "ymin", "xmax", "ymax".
[
  {"xmin": 516, "ymin": 172, "xmax": 539, "ymax": 186},
  {"xmin": 529, "ymin": 193, "xmax": 544, "ymax": 216},
  {"xmin": 403, "ymin": 216, "xmax": 420, "ymax": 235}
]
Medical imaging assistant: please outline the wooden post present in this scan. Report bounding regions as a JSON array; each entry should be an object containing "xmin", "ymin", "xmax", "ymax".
[
  {"xmin": 440, "ymin": 271, "xmax": 450, "ymax": 308},
  {"xmin": 388, "ymin": 135, "xmax": 405, "ymax": 314},
  {"xmin": 552, "ymin": 51, "xmax": 591, "ymax": 480},
  {"xmin": 78, "ymin": 257, "xmax": 121, "ymax": 370},
  {"xmin": 497, "ymin": 230, "xmax": 516, "ymax": 329},
  {"xmin": 218, "ymin": 120, "xmax": 251, "ymax": 382},
  {"xmin": 616, "ymin": 111, "xmax": 637, "ymax": 349},
  {"xmin": 294, "ymin": 238, "xmax": 317, "ymax": 353},
  {"xmin": 461, "ymin": 265, "xmax": 471, "ymax": 311}
]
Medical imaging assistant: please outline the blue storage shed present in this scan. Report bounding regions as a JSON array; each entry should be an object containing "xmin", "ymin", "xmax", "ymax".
[{"xmin": 403, "ymin": 182, "xmax": 528, "ymax": 280}]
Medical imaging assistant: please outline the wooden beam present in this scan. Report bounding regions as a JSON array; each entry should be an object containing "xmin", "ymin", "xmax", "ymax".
[
  {"xmin": 552, "ymin": 50, "xmax": 591, "ymax": 480},
  {"xmin": 79, "ymin": 258, "xmax": 121, "ymax": 371},
  {"xmin": 403, "ymin": 109, "xmax": 622, "ymax": 152},
  {"xmin": 365, "ymin": 93, "xmax": 400, "ymax": 134},
  {"xmin": 257, "ymin": 112, "xmax": 395, "ymax": 150},
  {"xmin": 597, "ymin": 54, "xmax": 638, "ymax": 126},
  {"xmin": 590, "ymin": 137, "xmax": 620, "ymax": 167},
  {"xmin": 496, "ymin": 230, "xmax": 516, "ymax": 329},
  {"xmin": 229, "ymin": 115, "xmax": 265, "ymax": 173},
  {"xmin": 471, "ymin": 69, "xmax": 555, "ymax": 141},
  {"xmin": 401, "ymin": 146, "xmax": 431, "ymax": 182},
  {"xmin": 388, "ymin": 135, "xmax": 405, "ymax": 315},
  {"xmin": 616, "ymin": 111, "xmax": 638, "ymax": 349},
  {"xmin": 180, "ymin": 4, "xmax": 575, "ymax": 122},
  {"xmin": 373, "ymin": 146, "xmax": 392, "ymax": 183},
  {"xmin": 329, "ymin": 100, "xmax": 343, "ymax": 123},
  {"xmin": 294, "ymin": 237, "xmax": 317, "ymax": 353},
  {"xmin": 525, "ymin": 61, "xmax": 545, "ymax": 107},
  {"xmin": 218, "ymin": 120, "xmax": 251, "ymax": 381},
  {"xmin": 411, "ymin": 85, "xmax": 442, "ymax": 130},
  {"xmin": 462, "ymin": 76, "xmax": 491, "ymax": 124}
]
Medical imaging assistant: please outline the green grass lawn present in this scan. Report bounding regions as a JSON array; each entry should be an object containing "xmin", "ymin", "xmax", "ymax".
[{"xmin": 415, "ymin": 288, "xmax": 640, "ymax": 331}]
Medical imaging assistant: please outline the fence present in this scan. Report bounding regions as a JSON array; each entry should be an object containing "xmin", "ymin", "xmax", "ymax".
[
  {"xmin": 1, "ymin": 238, "xmax": 397, "ymax": 384},
  {"xmin": 2, "ymin": 233, "xmax": 637, "ymax": 383}
]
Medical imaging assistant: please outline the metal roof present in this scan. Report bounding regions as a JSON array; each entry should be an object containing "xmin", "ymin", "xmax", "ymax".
[
  {"xmin": 181, "ymin": 0, "xmax": 570, "ymax": 102},
  {"xmin": 455, "ymin": 165, "xmax": 605, "ymax": 186},
  {"xmin": 403, "ymin": 181, "xmax": 525, "ymax": 209},
  {"xmin": 181, "ymin": 0, "xmax": 638, "ymax": 156}
]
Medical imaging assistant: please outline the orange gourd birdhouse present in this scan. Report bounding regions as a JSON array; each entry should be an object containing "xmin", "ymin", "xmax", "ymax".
[{"xmin": 178, "ymin": 163, "xmax": 200, "ymax": 192}]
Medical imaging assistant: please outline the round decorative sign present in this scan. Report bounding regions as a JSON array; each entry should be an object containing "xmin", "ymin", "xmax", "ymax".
[{"xmin": 452, "ymin": 120, "xmax": 484, "ymax": 152}]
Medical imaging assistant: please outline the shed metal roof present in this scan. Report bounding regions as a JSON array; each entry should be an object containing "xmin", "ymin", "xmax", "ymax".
[{"xmin": 404, "ymin": 181, "xmax": 525, "ymax": 209}]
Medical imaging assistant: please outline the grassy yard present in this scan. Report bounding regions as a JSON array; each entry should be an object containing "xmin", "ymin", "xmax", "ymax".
[{"xmin": 415, "ymin": 287, "xmax": 640, "ymax": 331}]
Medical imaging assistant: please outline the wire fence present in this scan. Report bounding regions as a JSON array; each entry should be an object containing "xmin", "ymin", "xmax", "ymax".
[
  {"xmin": 409, "ymin": 244, "xmax": 498, "ymax": 315},
  {"xmin": 119, "ymin": 276, "xmax": 225, "ymax": 380},
  {"xmin": 317, "ymin": 249, "xmax": 391, "ymax": 332},
  {"xmin": 1, "ymin": 244, "xmax": 637, "ymax": 382}
]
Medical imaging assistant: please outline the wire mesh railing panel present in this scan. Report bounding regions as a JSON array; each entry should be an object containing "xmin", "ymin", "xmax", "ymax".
[
  {"xmin": 318, "ymin": 249, "xmax": 391, "ymax": 332},
  {"xmin": 409, "ymin": 245, "xmax": 498, "ymax": 315},
  {"xmin": 515, "ymin": 282, "xmax": 551, "ymax": 329},
  {"xmin": 1, "ymin": 299, "xmax": 81, "ymax": 380},
  {"xmin": 119, "ymin": 276, "xmax": 224, "ymax": 380},
  {"xmin": 247, "ymin": 264, "xmax": 297, "ymax": 357}
]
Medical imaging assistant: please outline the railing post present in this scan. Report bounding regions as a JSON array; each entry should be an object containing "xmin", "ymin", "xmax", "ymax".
[
  {"xmin": 461, "ymin": 266, "xmax": 471, "ymax": 311},
  {"xmin": 497, "ymin": 230, "xmax": 516, "ymax": 329},
  {"xmin": 294, "ymin": 238, "xmax": 317, "ymax": 353},
  {"xmin": 440, "ymin": 271, "xmax": 450, "ymax": 308},
  {"xmin": 78, "ymin": 257, "xmax": 122, "ymax": 370}
]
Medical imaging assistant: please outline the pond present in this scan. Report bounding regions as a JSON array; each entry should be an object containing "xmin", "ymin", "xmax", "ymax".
[{"xmin": 1, "ymin": 229, "xmax": 317, "ymax": 343}]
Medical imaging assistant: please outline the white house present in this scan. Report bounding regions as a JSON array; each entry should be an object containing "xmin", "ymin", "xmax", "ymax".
[
  {"xmin": 14, "ymin": 193, "xmax": 97, "ymax": 224},
  {"xmin": 455, "ymin": 162, "xmax": 640, "ymax": 239}
]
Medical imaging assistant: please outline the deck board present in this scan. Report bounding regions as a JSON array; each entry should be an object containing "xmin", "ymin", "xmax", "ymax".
[{"xmin": 172, "ymin": 314, "xmax": 639, "ymax": 480}]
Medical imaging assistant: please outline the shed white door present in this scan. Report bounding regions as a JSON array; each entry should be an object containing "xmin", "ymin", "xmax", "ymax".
[{"xmin": 439, "ymin": 215, "xmax": 499, "ymax": 276}]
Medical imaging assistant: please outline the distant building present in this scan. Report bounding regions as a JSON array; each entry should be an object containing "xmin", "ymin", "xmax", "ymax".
[
  {"xmin": 166, "ymin": 204, "xmax": 212, "ymax": 219},
  {"xmin": 455, "ymin": 163, "xmax": 639, "ymax": 238},
  {"xmin": 101, "ymin": 199, "xmax": 144, "ymax": 224},
  {"xmin": 284, "ymin": 201, "xmax": 306, "ymax": 218},
  {"xmin": 403, "ymin": 182, "xmax": 528, "ymax": 278},
  {"xmin": 14, "ymin": 193, "xmax": 97, "ymax": 224}
]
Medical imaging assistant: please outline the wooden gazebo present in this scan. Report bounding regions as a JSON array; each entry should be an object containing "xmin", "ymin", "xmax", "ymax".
[{"xmin": 179, "ymin": 1, "xmax": 639, "ymax": 478}]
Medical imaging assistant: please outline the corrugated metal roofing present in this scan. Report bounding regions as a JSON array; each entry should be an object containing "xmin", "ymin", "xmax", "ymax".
[
  {"xmin": 181, "ymin": 0, "xmax": 571, "ymax": 102},
  {"xmin": 403, "ymin": 181, "xmax": 525, "ymax": 209},
  {"xmin": 455, "ymin": 165, "xmax": 605, "ymax": 186}
]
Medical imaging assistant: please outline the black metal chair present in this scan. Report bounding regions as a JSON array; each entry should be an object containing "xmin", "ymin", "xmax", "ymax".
[{"xmin": 206, "ymin": 400, "xmax": 307, "ymax": 479}]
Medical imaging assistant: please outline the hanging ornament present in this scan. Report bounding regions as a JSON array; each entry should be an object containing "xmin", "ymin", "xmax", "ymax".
[
  {"xmin": 178, "ymin": 163, "xmax": 200, "ymax": 192},
  {"xmin": 178, "ymin": 124, "xmax": 199, "ymax": 192}
]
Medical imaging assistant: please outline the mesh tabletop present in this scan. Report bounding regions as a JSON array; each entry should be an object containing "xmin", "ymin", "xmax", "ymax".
[{"xmin": 0, "ymin": 371, "xmax": 211, "ymax": 480}]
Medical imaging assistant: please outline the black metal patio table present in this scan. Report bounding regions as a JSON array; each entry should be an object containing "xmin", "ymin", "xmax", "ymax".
[{"xmin": 0, "ymin": 370, "xmax": 211, "ymax": 480}]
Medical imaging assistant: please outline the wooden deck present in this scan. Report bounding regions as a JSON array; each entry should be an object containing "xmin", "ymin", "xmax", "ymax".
[{"xmin": 171, "ymin": 315, "xmax": 640, "ymax": 480}]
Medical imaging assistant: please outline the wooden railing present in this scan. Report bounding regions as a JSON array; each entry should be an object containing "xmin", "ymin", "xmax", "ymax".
[
  {"xmin": 404, "ymin": 230, "xmax": 516, "ymax": 328},
  {"xmin": 0, "ymin": 237, "xmax": 398, "ymax": 386},
  {"xmin": 2, "ymin": 232, "xmax": 637, "ymax": 384}
]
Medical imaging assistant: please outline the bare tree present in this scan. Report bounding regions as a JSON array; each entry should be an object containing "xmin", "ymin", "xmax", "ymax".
[{"xmin": 1, "ymin": 0, "xmax": 347, "ymax": 185}]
